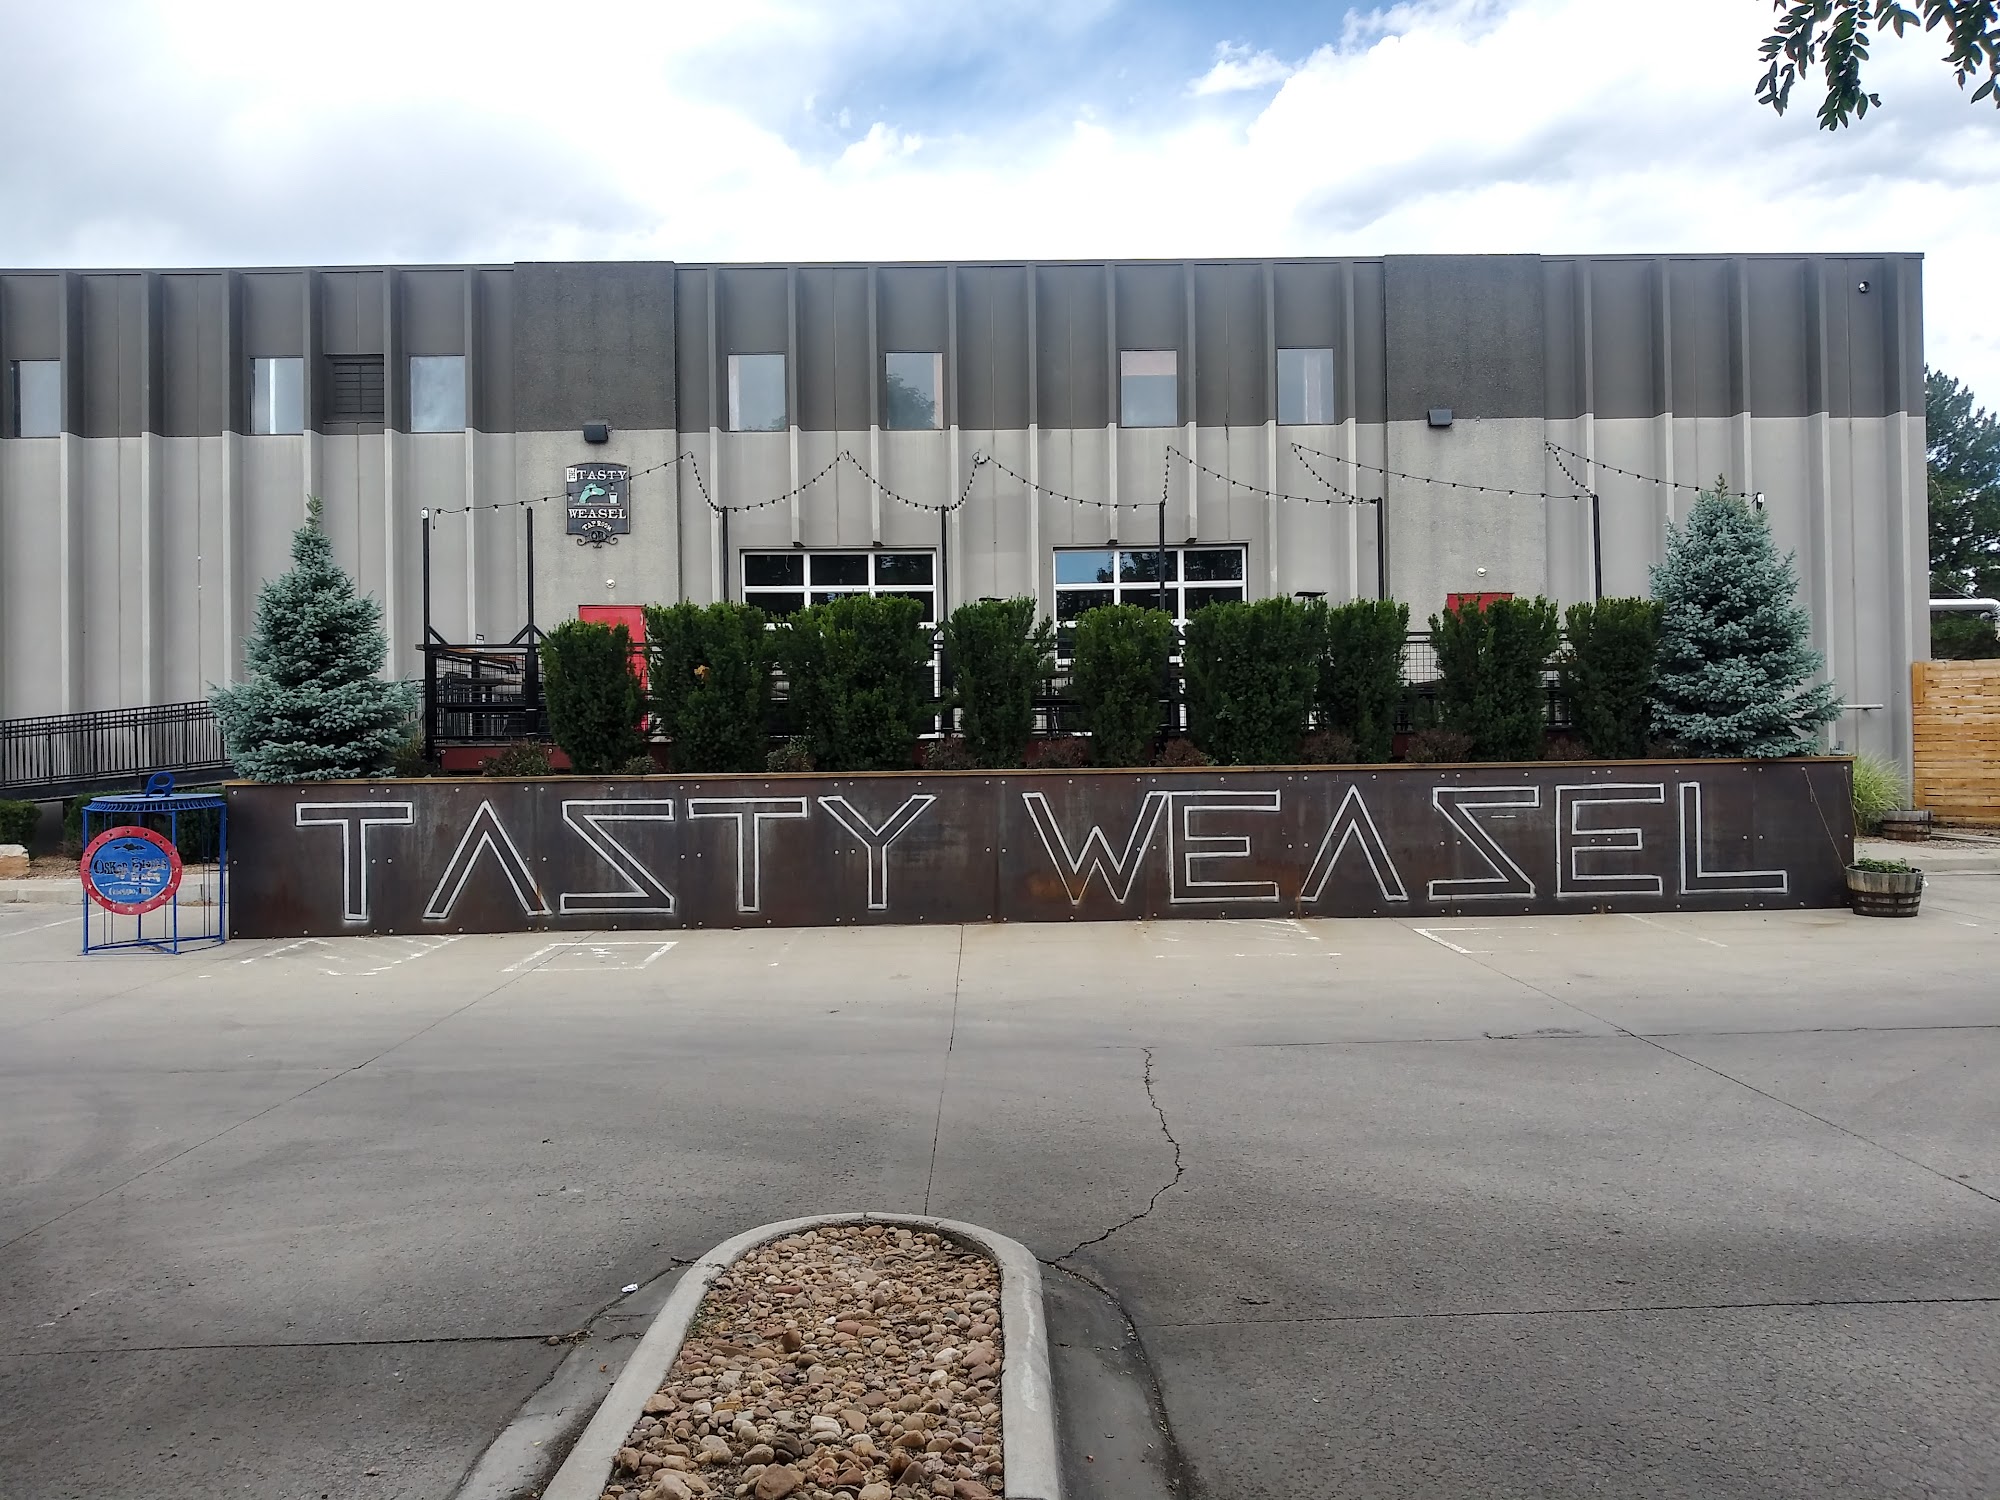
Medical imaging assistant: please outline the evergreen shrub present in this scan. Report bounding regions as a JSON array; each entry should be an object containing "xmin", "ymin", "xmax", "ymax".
[
  {"xmin": 483, "ymin": 740, "xmax": 554, "ymax": 777},
  {"xmin": 645, "ymin": 601, "xmax": 772, "ymax": 773},
  {"xmin": 1558, "ymin": 597, "xmax": 1662, "ymax": 759},
  {"xmin": 1155, "ymin": 738, "xmax": 1213, "ymax": 767},
  {"xmin": 1182, "ymin": 597, "xmax": 1320, "ymax": 765},
  {"xmin": 1403, "ymin": 728, "xmax": 1474, "ymax": 763},
  {"xmin": 1649, "ymin": 484, "xmax": 1842, "ymax": 755},
  {"xmin": 1930, "ymin": 612, "xmax": 2000, "ymax": 659},
  {"xmin": 0, "ymin": 800, "xmax": 38, "ymax": 848},
  {"xmin": 780, "ymin": 595, "xmax": 932, "ymax": 771},
  {"xmin": 943, "ymin": 597, "xmax": 1054, "ymax": 768},
  {"xmin": 1430, "ymin": 595, "xmax": 1560, "ymax": 760},
  {"xmin": 1068, "ymin": 605, "xmax": 1174, "ymax": 768},
  {"xmin": 539, "ymin": 619, "xmax": 646, "ymax": 775},
  {"xmin": 1311, "ymin": 599, "xmax": 1409, "ymax": 762},
  {"xmin": 1299, "ymin": 728, "xmax": 1358, "ymax": 764}
]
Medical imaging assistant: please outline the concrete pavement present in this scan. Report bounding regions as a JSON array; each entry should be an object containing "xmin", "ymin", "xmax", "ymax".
[{"xmin": 2, "ymin": 888, "xmax": 1997, "ymax": 1498}]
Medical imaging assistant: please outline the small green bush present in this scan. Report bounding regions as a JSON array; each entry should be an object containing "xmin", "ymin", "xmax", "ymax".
[
  {"xmin": 539, "ymin": 619, "xmax": 645, "ymax": 775},
  {"xmin": 780, "ymin": 594, "xmax": 933, "ymax": 772},
  {"xmin": 483, "ymin": 740, "xmax": 554, "ymax": 776},
  {"xmin": 920, "ymin": 736, "xmax": 978, "ymax": 771},
  {"xmin": 0, "ymin": 799, "xmax": 39, "ymax": 848},
  {"xmin": 1311, "ymin": 599, "xmax": 1409, "ymax": 762},
  {"xmin": 618, "ymin": 754, "xmax": 659, "ymax": 776},
  {"xmin": 1559, "ymin": 597, "xmax": 1662, "ymax": 759},
  {"xmin": 1068, "ymin": 605, "xmax": 1174, "ymax": 768},
  {"xmin": 1299, "ymin": 728, "xmax": 1358, "ymax": 765},
  {"xmin": 1183, "ymin": 597, "xmax": 1320, "ymax": 765},
  {"xmin": 1155, "ymin": 738, "xmax": 1213, "ymax": 768},
  {"xmin": 387, "ymin": 728, "xmax": 439, "ymax": 778},
  {"xmin": 645, "ymin": 601, "xmax": 773, "ymax": 774},
  {"xmin": 944, "ymin": 597, "xmax": 1054, "ymax": 768},
  {"xmin": 1431, "ymin": 596, "xmax": 1561, "ymax": 760},
  {"xmin": 1031, "ymin": 736, "xmax": 1092, "ymax": 768},
  {"xmin": 1850, "ymin": 752, "xmax": 1909, "ymax": 834},
  {"xmin": 1930, "ymin": 612, "xmax": 2000, "ymax": 659},
  {"xmin": 1853, "ymin": 856, "xmax": 1916, "ymax": 874},
  {"xmin": 1403, "ymin": 728, "xmax": 1474, "ymax": 763},
  {"xmin": 767, "ymin": 736, "xmax": 815, "ymax": 773}
]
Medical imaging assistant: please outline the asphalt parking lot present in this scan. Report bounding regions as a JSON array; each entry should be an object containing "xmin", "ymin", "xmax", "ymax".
[{"xmin": 3, "ymin": 884, "xmax": 1998, "ymax": 1499}]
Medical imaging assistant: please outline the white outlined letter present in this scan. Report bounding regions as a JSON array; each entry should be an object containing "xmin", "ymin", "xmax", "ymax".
[
  {"xmin": 295, "ymin": 801, "xmax": 414, "ymax": 923},
  {"xmin": 424, "ymin": 800, "xmax": 550, "ymax": 920},
  {"xmin": 1678, "ymin": 782, "xmax": 1788, "ymax": 895},
  {"xmin": 559, "ymin": 799, "xmax": 677, "ymax": 916},
  {"xmin": 1166, "ymin": 789, "xmax": 1281, "ymax": 904},
  {"xmin": 685, "ymin": 797, "xmax": 810, "ymax": 913},
  {"xmin": 1021, "ymin": 790, "xmax": 1170, "ymax": 905},
  {"xmin": 817, "ymin": 795, "xmax": 936, "ymax": 911},
  {"xmin": 1428, "ymin": 785, "xmax": 1539, "ymax": 901},
  {"xmin": 1555, "ymin": 783, "xmax": 1666, "ymax": 898},
  {"xmin": 1299, "ymin": 784, "xmax": 1409, "ymax": 904}
]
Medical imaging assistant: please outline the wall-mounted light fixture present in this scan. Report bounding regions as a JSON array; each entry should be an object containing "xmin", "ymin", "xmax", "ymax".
[
  {"xmin": 582, "ymin": 422, "xmax": 611, "ymax": 444},
  {"xmin": 1856, "ymin": 281, "xmax": 1871, "ymax": 294},
  {"xmin": 1753, "ymin": 491, "xmax": 1767, "ymax": 510},
  {"xmin": 1428, "ymin": 407, "xmax": 1454, "ymax": 429}
]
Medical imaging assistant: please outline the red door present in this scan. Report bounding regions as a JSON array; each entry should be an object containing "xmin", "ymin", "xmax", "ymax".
[{"xmin": 577, "ymin": 605, "xmax": 648, "ymax": 691}]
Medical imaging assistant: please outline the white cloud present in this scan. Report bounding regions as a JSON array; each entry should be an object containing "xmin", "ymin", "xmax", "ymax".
[
  {"xmin": 1, "ymin": 0, "xmax": 1995, "ymax": 399},
  {"xmin": 1190, "ymin": 42, "xmax": 1295, "ymax": 96}
]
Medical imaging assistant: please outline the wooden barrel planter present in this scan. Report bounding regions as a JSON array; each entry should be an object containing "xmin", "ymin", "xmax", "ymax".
[
  {"xmin": 1847, "ymin": 864, "xmax": 1924, "ymax": 917},
  {"xmin": 1876, "ymin": 809, "xmax": 1933, "ymax": 842}
]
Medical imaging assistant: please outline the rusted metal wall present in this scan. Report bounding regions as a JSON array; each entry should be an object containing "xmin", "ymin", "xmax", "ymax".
[{"xmin": 224, "ymin": 761, "xmax": 1854, "ymax": 938}]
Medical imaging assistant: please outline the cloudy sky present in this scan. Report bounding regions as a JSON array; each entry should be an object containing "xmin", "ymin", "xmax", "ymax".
[{"xmin": 4, "ymin": 0, "xmax": 1996, "ymax": 402}]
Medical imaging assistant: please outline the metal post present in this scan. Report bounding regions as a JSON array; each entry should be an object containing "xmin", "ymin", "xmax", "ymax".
[
  {"xmin": 1590, "ymin": 493, "xmax": 1605, "ymax": 602},
  {"xmin": 1158, "ymin": 493, "xmax": 1172, "ymax": 739},
  {"xmin": 420, "ymin": 511, "xmax": 436, "ymax": 763},
  {"xmin": 524, "ymin": 504, "xmax": 536, "ymax": 636}
]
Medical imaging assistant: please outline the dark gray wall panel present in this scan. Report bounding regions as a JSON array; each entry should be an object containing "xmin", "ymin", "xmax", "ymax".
[
  {"xmin": 477, "ymin": 268, "xmax": 513, "ymax": 432},
  {"xmin": 1, "ymin": 274, "xmax": 62, "ymax": 356},
  {"xmin": 717, "ymin": 266, "xmax": 788, "ymax": 353},
  {"xmin": 80, "ymin": 274, "xmax": 143, "ymax": 438},
  {"xmin": 1385, "ymin": 255, "xmax": 1544, "ymax": 422},
  {"xmin": 1543, "ymin": 259, "xmax": 1581, "ymax": 421},
  {"xmin": 956, "ymin": 265, "xmax": 1029, "ymax": 432},
  {"xmin": 1035, "ymin": 265, "xmax": 1108, "ymax": 429},
  {"xmin": 318, "ymin": 270, "xmax": 384, "ymax": 356},
  {"xmin": 1273, "ymin": 261, "xmax": 1339, "ymax": 350},
  {"xmin": 1351, "ymin": 261, "xmax": 1386, "ymax": 425},
  {"xmin": 675, "ymin": 269, "xmax": 711, "ymax": 432},
  {"xmin": 242, "ymin": 272, "xmax": 304, "ymax": 358},
  {"xmin": 1669, "ymin": 258, "xmax": 1732, "ymax": 419},
  {"xmin": 1195, "ymin": 261, "xmax": 1266, "ymax": 427},
  {"xmin": 877, "ymin": 265, "xmax": 947, "ymax": 355},
  {"xmin": 513, "ymin": 261, "xmax": 674, "ymax": 432},
  {"xmin": 402, "ymin": 268, "xmax": 465, "ymax": 355},
  {"xmin": 797, "ymin": 265, "xmax": 868, "ymax": 432},
  {"xmin": 1114, "ymin": 262, "xmax": 1184, "ymax": 355},
  {"xmin": 1833, "ymin": 258, "xmax": 1888, "ymax": 419},
  {"xmin": 162, "ymin": 274, "xmax": 227, "ymax": 438},
  {"xmin": 1746, "ymin": 258, "xmax": 1808, "ymax": 418},
  {"xmin": 1587, "ymin": 259, "xmax": 1656, "ymax": 421}
]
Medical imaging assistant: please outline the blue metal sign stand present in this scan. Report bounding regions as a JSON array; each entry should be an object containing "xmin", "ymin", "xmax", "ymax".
[{"xmin": 81, "ymin": 772, "xmax": 228, "ymax": 955}]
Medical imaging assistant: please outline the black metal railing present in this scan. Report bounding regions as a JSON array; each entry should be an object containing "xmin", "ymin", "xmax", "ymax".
[
  {"xmin": 0, "ymin": 701, "xmax": 231, "ymax": 800},
  {"xmin": 423, "ymin": 642, "xmax": 546, "ymax": 748}
]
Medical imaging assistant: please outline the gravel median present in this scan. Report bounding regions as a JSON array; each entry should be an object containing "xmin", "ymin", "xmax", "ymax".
[{"xmin": 600, "ymin": 1224, "xmax": 1005, "ymax": 1500}]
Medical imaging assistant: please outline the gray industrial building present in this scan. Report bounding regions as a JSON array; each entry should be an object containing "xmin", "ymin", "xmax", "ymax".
[{"xmin": 0, "ymin": 253, "xmax": 1926, "ymax": 764}]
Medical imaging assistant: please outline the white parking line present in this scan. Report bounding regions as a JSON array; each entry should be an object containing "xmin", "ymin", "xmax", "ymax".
[
  {"xmin": 1412, "ymin": 926, "xmax": 1495, "ymax": 955},
  {"xmin": 1623, "ymin": 912, "xmax": 1728, "ymax": 947},
  {"xmin": 503, "ymin": 940, "xmax": 678, "ymax": 973},
  {"xmin": 0, "ymin": 914, "xmax": 81, "ymax": 939}
]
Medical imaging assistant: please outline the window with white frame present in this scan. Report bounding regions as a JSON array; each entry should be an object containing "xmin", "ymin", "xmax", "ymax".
[
  {"xmin": 410, "ymin": 355, "xmax": 467, "ymax": 432},
  {"xmin": 1119, "ymin": 349, "xmax": 1178, "ymax": 427},
  {"xmin": 1277, "ymin": 347, "xmax": 1336, "ymax": 425},
  {"xmin": 884, "ymin": 351, "xmax": 942, "ymax": 430},
  {"xmin": 728, "ymin": 353, "xmax": 787, "ymax": 432},
  {"xmin": 740, "ymin": 550, "xmax": 936, "ymax": 621},
  {"xmin": 10, "ymin": 359, "xmax": 60, "ymax": 437},
  {"xmin": 250, "ymin": 357, "xmax": 304, "ymax": 435},
  {"xmin": 1052, "ymin": 544, "xmax": 1247, "ymax": 651}
]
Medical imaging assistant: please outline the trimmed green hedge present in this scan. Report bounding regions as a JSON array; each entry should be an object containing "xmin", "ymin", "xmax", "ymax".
[
  {"xmin": 1069, "ymin": 605, "xmax": 1173, "ymax": 767},
  {"xmin": 944, "ymin": 597, "xmax": 1054, "ymax": 768},
  {"xmin": 539, "ymin": 619, "xmax": 646, "ymax": 775},
  {"xmin": 0, "ymin": 799, "xmax": 38, "ymax": 848},
  {"xmin": 1311, "ymin": 599, "xmax": 1409, "ymax": 763},
  {"xmin": 780, "ymin": 594, "xmax": 933, "ymax": 772},
  {"xmin": 644, "ymin": 601, "xmax": 772, "ymax": 773},
  {"xmin": 1183, "ymin": 597, "xmax": 1319, "ymax": 765},
  {"xmin": 1559, "ymin": 597, "xmax": 1661, "ymax": 759},
  {"xmin": 1431, "ymin": 596, "xmax": 1561, "ymax": 760}
]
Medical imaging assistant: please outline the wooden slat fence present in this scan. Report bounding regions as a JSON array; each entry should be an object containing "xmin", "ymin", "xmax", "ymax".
[{"xmin": 1912, "ymin": 661, "xmax": 2000, "ymax": 827}]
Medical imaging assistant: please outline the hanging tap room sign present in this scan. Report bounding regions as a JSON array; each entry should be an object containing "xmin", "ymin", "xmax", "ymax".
[
  {"xmin": 224, "ymin": 760, "xmax": 1854, "ymax": 937},
  {"xmin": 566, "ymin": 462, "xmax": 631, "ymax": 543}
]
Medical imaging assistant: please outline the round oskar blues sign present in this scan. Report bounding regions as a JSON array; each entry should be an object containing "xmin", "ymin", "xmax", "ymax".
[{"xmin": 80, "ymin": 826, "xmax": 183, "ymax": 916}]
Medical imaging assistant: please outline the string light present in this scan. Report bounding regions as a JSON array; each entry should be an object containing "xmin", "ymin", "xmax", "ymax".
[{"xmin": 1543, "ymin": 441, "xmax": 1708, "ymax": 492}]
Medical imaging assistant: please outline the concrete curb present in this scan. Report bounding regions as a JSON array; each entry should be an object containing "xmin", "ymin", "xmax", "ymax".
[
  {"xmin": 0, "ymin": 879, "xmax": 81, "ymax": 905},
  {"xmin": 1854, "ymin": 840, "xmax": 2000, "ymax": 875},
  {"xmin": 543, "ymin": 1213, "xmax": 1061, "ymax": 1500}
]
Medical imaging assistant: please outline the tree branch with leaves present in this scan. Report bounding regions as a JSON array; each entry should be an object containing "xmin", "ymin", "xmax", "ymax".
[{"xmin": 1757, "ymin": 0, "xmax": 1999, "ymax": 128}]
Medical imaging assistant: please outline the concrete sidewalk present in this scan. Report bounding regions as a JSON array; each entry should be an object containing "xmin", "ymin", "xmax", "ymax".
[{"xmin": 3, "ymin": 891, "xmax": 1998, "ymax": 1499}]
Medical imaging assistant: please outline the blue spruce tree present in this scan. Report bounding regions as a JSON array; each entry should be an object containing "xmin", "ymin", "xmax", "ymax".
[
  {"xmin": 1649, "ymin": 483, "xmax": 1841, "ymax": 756},
  {"xmin": 211, "ymin": 498, "xmax": 416, "ymax": 780}
]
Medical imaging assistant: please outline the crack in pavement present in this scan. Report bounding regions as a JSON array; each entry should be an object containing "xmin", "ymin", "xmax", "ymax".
[
  {"xmin": 1055, "ymin": 1046, "xmax": 1185, "ymax": 1262},
  {"xmin": 1144, "ymin": 1292, "xmax": 2000, "ymax": 1329},
  {"xmin": 922, "ymin": 927, "xmax": 965, "ymax": 1215}
]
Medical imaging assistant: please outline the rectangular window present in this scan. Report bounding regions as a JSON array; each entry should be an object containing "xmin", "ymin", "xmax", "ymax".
[
  {"xmin": 249, "ymin": 357, "xmax": 304, "ymax": 435},
  {"xmin": 1278, "ymin": 348, "xmax": 1336, "ymax": 425},
  {"xmin": 10, "ymin": 359, "xmax": 60, "ymax": 437},
  {"xmin": 741, "ymin": 551, "xmax": 936, "ymax": 622},
  {"xmin": 410, "ymin": 354, "xmax": 466, "ymax": 433},
  {"xmin": 324, "ymin": 355, "xmax": 385, "ymax": 426},
  {"xmin": 1119, "ymin": 350, "xmax": 1178, "ymax": 428},
  {"xmin": 884, "ymin": 351, "xmax": 942, "ymax": 430},
  {"xmin": 728, "ymin": 353, "xmax": 787, "ymax": 432},
  {"xmin": 1052, "ymin": 544, "xmax": 1248, "ymax": 653}
]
